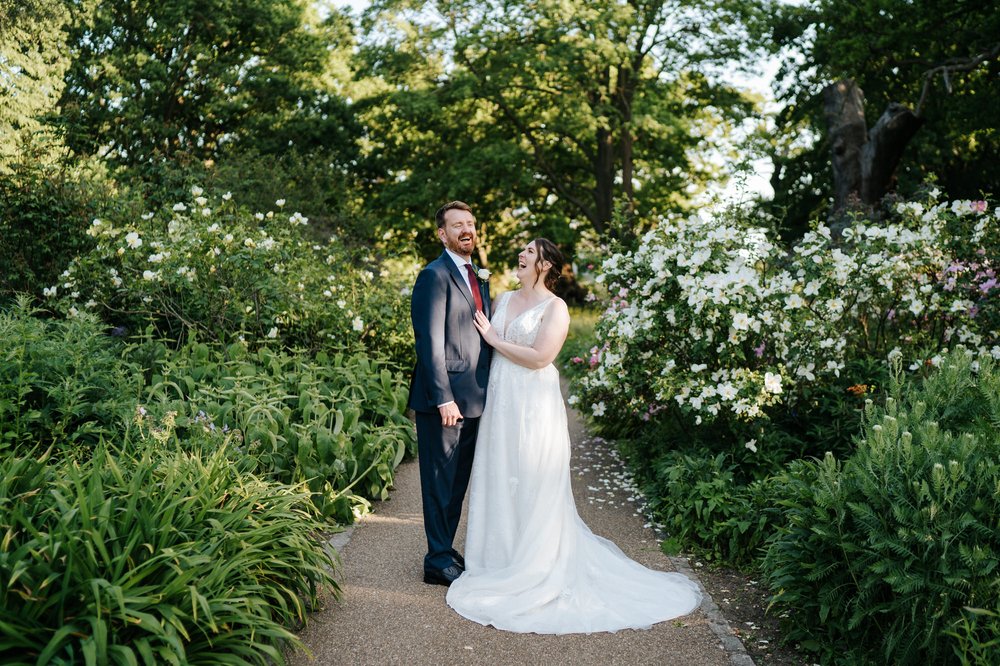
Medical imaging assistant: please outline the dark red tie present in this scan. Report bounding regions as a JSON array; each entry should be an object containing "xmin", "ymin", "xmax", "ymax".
[{"xmin": 464, "ymin": 264, "xmax": 484, "ymax": 312}]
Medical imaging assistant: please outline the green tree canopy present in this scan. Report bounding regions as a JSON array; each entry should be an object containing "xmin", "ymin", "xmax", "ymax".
[
  {"xmin": 763, "ymin": 0, "xmax": 1000, "ymax": 232},
  {"xmin": 354, "ymin": 0, "xmax": 761, "ymax": 262},
  {"xmin": 56, "ymin": 0, "xmax": 352, "ymax": 173},
  {"xmin": 0, "ymin": 0, "xmax": 71, "ymax": 166}
]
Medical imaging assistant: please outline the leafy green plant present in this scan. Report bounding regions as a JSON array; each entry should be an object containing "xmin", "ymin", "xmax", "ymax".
[
  {"xmin": 575, "ymin": 193, "xmax": 999, "ymax": 463},
  {"xmin": 0, "ymin": 439, "xmax": 338, "ymax": 665},
  {"xmin": 139, "ymin": 337, "xmax": 416, "ymax": 523},
  {"xmin": 0, "ymin": 148, "xmax": 118, "ymax": 300},
  {"xmin": 0, "ymin": 299, "xmax": 138, "ymax": 455},
  {"xmin": 763, "ymin": 349, "xmax": 1000, "ymax": 664},
  {"xmin": 946, "ymin": 604, "xmax": 1000, "ymax": 666}
]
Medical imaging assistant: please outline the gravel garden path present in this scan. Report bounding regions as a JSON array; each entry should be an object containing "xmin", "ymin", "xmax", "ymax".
[{"xmin": 288, "ymin": 389, "xmax": 754, "ymax": 666}]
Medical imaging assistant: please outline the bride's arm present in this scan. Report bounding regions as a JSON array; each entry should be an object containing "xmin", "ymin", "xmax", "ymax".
[{"xmin": 473, "ymin": 299, "xmax": 570, "ymax": 370}]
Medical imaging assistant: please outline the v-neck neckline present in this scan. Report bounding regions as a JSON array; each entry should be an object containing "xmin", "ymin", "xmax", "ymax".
[{"xmin": 501, "ymin": 292, "xmax": 554, "ymax": 337}]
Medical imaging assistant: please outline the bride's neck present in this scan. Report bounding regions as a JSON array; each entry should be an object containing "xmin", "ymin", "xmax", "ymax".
[{"xmin": 520, "ymin": 283, "xmax": 551, "ymax": 300}]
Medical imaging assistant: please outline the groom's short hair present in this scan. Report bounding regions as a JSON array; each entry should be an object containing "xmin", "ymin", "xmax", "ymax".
[{"xmin": 436, "ymin": 201, "xmax": 474, "ymax": 228}]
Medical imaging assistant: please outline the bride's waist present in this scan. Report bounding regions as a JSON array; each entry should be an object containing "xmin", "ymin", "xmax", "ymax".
[{"xmin": 492, "ymin": 357, "xmax": 557, "ymax": 375}]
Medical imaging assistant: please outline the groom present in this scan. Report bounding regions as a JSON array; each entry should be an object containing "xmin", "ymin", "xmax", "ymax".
[{"xmin": 409, "ymin": 201, "xmax": 492, "ymax": 587}]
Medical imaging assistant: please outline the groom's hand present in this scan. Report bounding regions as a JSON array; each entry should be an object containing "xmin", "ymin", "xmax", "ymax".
[{"xmin": 439, "ymin": 402, "xmax": 464, "ymax": 427}]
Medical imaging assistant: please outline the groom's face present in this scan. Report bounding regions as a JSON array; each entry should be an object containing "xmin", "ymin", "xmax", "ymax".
[{"xmin": 438, "ymin": 208, "xmax": 478, "ymax": 259}]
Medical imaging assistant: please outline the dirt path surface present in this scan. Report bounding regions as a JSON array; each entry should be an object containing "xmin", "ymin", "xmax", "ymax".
[{"xmin": 288, "ymin": 397, "xmax": 753, "ymax": 666}]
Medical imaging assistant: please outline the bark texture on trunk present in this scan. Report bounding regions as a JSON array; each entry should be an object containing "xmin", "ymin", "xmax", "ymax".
[
  {"xmin": 861, "ymin": 103, "xmax": 924, "ymax": 204},
  {"xmin": 823, "ymin": 80, "xmax": 867, "ymax": 212},
  {"xmin": 823, "ymin": 79, "xmax": 924, "ymax": 214}
]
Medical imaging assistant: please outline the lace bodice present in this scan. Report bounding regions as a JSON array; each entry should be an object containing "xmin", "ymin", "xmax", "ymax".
[{"xmin": 493, "ymin": 291, "xmax": 555, "ymax": 347}]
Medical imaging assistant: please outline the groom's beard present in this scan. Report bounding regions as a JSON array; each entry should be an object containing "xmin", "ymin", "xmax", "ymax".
[{"xmin": 445, "ymin": 236, "xmax": 476, "ymax": 260}]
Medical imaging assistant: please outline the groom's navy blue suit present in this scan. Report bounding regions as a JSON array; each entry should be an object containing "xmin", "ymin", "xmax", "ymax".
[{"xmin": 409, "ymin": 251, "xmax": 492, "ymax": 573}]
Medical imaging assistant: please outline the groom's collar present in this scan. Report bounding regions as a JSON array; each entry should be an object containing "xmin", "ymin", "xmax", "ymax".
[{"xmin": 444, "ymin": 248, "xmax": 474, "ymax": 269}]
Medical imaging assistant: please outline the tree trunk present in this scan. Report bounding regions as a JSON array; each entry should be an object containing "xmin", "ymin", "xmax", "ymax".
[
  {"xmin": 823, "ymin": 80, "xmax": 867, "ymax": 212},
  {"xmin": 823, "ymin": 79, "xmax": 924, "ymax": 215},
  {"xmin": 860, "ymin": 103, "xmax": 923, "ymax": 204}
]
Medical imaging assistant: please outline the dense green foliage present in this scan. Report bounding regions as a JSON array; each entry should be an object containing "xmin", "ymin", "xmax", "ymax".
[
  {"xmin": 0, "ymin": 154, "xmax": 116, "ymax": 300},
  {"xmin": 0, "ymin": 302, "xmax": 414, "ymax": 660},
  {"xmin": 44, "ymin": 185, "xmax": 416, "ymax": 366},
  {"xmin": 0, "ymin": 0, "xmax": 70, "ymax": 166},
  {"xmin": 353, "ymin": 0, "xmax": 761, "ymax": 261},
  {"xmin": 140, "ymin": 337, "xmax": 416, "ymax": 523},
  {"xmin": 0, "ymin": 442, "xmax": 337, "ymax": 664},
  {"xmin": 763, "ymin": 350, "xmax": 1000, "ymax": 664},
  {"xmin": 0, "ymin": 299, "xmax": 138, "ymax": 454},
  {"xmin": 58, "ymin": 0, "xmax": 340, "ymax": 170}
]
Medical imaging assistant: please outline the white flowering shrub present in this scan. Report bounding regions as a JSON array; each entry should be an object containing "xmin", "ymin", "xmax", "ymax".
[
  {"xmin": 575, "ymin": 193, "xmax": 1000, "ymax": 462},
  {"xmin": 44, "ymin": 187, "xmax": 417, "ymax": 364}
]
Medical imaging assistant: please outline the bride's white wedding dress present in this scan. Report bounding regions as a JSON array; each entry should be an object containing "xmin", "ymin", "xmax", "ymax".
[{"xmin": 446, "ymin": 291, "xmax": 702, "ymax": 634}]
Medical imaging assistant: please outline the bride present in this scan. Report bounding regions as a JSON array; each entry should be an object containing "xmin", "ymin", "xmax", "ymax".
[{"xmin": 445, "ymin": 238, "xmax": 702, "ymax": 634}]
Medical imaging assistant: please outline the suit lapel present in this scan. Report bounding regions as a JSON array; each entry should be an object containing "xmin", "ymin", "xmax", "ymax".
[{"xmin": 442, "ymin": 253, "xmax": 477, "ymax": 311}]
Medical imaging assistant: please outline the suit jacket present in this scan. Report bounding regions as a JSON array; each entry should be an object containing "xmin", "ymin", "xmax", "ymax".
[{"xmin": 409, "ymin": 252, "xmax": 492, "ymax": 418}]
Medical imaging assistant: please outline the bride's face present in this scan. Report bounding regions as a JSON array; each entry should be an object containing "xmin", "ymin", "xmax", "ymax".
[{"xmin": 515, "ymin": 241, "xmax": 547, "ymax": 286}]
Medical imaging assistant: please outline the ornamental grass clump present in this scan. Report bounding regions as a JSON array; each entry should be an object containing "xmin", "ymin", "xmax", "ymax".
[
  {"xmin": 762, "ymin": 349, "xmax": 1000, "ymax": 665},
  {"xmin": 0, "ymin": 440, "xmax": 338, "ymax": 665}
]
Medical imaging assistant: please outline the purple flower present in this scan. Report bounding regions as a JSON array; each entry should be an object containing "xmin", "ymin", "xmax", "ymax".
[
  {"xmin": 753, "ymin": 341, "xmax": 766, "ymax": 358},
  {"xmin": 979, "ymin": 278, "xmax": 998, "ymax": 294}
]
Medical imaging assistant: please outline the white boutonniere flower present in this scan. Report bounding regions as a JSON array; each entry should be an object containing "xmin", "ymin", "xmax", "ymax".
[{"xmin": 477, "ymin": 268, "xmax": 491, "ymax": 282}]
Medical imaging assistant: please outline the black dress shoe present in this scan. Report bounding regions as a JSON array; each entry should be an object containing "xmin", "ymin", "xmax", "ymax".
[
  {"xmin": 423, "ymin": 564, "xmax": 462, "ymax": 587},
  {"xmin": 450, "ymin": 550, "xmax": 466, "ymax": 570}
]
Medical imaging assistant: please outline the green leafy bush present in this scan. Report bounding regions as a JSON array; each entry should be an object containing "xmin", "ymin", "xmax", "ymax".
[
  {"xmin": 0, "ymin": 299, "xmax": 138, "ymax": 455},
  {"xmin": 619, "ymin": 432, "xmax": 786, "ymax": 564},
  {"xmin": 0, "ymin": 441, "xmax": 337, "ymax": 665},
  {"xmin": 0, "ymin": 150, "xmax": 118, "ymax": 300},
  {"xmin": 763, "ymin": 349, "xmax": 1000, "ymax": 664},
  {"xmin": 946, "ymin": 604, "xmax": 1000, "ymax": 666},
  {"xmin": 139, "ymin": 338, "xmax": 417, "ymax": 524}
]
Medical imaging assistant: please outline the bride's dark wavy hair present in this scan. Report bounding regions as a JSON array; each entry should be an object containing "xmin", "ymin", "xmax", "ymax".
[{"xmin": 532, "ymin": 238, "xmax": 565, "ymax": 290}]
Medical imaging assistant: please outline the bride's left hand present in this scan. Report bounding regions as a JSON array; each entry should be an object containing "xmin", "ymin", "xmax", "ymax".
[{"xmin": 473, "ymin": 310, "xmax": 498, "ymax": 345}]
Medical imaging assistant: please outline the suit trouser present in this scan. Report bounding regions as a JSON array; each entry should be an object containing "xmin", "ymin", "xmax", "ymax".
[{"xmin": 415, "ymin": 410, "xmax": 479, "ymax": 572}]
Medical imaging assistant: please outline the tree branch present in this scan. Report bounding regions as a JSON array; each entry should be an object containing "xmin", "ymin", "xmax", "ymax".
[{"xmin": 915, "ymin": 42, "xmax": 1000, "ymax": 117}]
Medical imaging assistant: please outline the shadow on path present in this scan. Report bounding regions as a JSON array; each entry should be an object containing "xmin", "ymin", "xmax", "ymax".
[{"xmin": 288, "ymin": 388, "xmax": 752, "ymax": 666}]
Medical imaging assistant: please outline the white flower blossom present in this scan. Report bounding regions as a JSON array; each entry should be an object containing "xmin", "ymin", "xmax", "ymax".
[{"xmin": 764, "ymin": 372, "xmax": 782, "ymax": 394}]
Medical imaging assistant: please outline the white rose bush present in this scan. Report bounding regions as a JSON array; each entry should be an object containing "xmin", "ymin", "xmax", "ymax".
[{"xmin": 44, "ymin": 187, "xmax": 416, "ymax": 364}]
